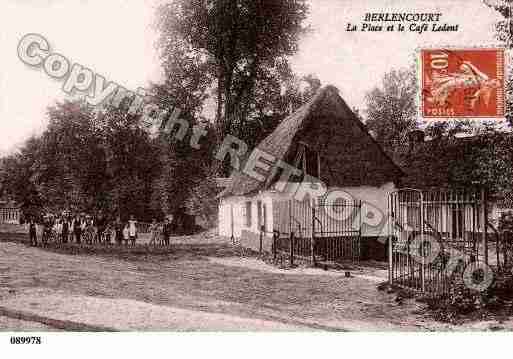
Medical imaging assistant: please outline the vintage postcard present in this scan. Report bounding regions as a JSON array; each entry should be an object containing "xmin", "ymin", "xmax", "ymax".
[{"xmin": 1, "ymin": 0, "xmax": 513, "ymax": 357}]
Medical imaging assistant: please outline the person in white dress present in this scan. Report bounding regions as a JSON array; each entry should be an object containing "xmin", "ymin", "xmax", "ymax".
[{"xmin": 128, "ymin": 215, "xmax": 137, "ymax": 246}]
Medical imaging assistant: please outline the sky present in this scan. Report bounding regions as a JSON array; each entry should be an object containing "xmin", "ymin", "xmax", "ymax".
[{"xmin": 0, "ymin": 0, "xmax": 505, "ymax": 155}]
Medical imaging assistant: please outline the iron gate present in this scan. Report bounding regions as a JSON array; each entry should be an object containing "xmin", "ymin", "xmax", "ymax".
[
  {"xmin": 272, "ymin": 198, "xmax": 362, "ymax": 265},
  {"xmin": 388, "ymin": 188, "xmax": 487, "ymax": 295}
]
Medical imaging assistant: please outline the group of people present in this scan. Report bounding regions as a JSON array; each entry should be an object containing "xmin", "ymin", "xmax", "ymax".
[
  {"xmin": 27, "ymin": 212, "xmax": 175, "ymax": 247},
  {"xmin": 148, "ymin": 218, "xmax": 174, "ymax": 246}
]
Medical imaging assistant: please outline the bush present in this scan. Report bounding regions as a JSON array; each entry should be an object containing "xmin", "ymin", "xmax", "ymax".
[{"xmin": 427, "ymin": 271, "xmax": 513, "ymax": 323}]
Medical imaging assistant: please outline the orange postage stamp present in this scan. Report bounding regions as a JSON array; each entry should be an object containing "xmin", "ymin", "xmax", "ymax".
[{"xmin": 421, "ymin": 48, "xmax": 505, "ymax": 119}]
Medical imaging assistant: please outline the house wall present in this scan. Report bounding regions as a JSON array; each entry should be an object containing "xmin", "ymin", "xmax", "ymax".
[
  {"xmin": 219, "ymin": 183, "xmax": 396, "ymax": 263},
  {"xmin": 218, "ymin": 193, "xmax": 274, "ymax": 239},
  {"xmin": 342, "ymin": 182, "xmax": 395, "ymax": 237},
  {"xmin": 270, "ymin": 181, "xmax": 395, "ymax": 237},
  {"xmin": 218, "ymin": 199, "xmax": 233, "ymax": 238},
  {"xmin": 222, "ymin": 181, "xmax": 396, "ymax": 238},
  {"xmin": 219, "ymin": 181, "xmax": 398, "ymax": 240}
]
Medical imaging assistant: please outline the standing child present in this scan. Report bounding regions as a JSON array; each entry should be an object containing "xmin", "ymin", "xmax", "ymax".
[
  {"xmin": 128, "ymin": 215, "xmax": 137, "ymax": 246},
  {"xmin": 73, "ymin": 215, "xmax": 82, "ymax": 244},
  {"xmin": 163, "ymin": 218, "xmax": 171, "ymax": 247},
  {"xmin": 149, "ymin": 219, "xmax": 158, "ymax": 246},
  {"xmin": 81, "ymin": 216, "xmax": 87, "ymax": 242},
  {"xmin": 115, "ymin": 217, "xmax": 123, "ymax": 246},
  {"xmin": 95, "ymin": 212, "xmax": 106, "ymax": 244},
  {"xmin": 158, "ymin": 222, "xmax": 165, "ymax": 246},
  {"xmin": 62, "ymin": 216, "xmax": 69, "ymax": 244},
  {"xmin": 42, "ymin": 216, "xmax": 52, "ymax": 246},
  {"xmin": 104, "ymin": 222, "xmax": 112, "ymax": 245},
  {"xmin": 123, "ymin": 223, "xmax": 130, "ymax": 246},
  {"xmin": 29, "ymin": 217, "xmax": 38, "ymax": 246},
  {"xmin": 85, "ymin": 219, "xmax": 95, "ymax": 245},
  {"xmin": 54, "ymin": 219, "xmax": 62, "ymax": 243}
]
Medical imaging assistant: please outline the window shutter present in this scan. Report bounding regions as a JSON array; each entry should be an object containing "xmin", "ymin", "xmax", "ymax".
[{"xmin": 245, "ymin": 202, "xmax": 252, "ymax": 227}]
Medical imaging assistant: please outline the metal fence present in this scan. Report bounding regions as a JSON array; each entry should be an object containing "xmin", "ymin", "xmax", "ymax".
[
  {"xmin": 494, "ymin": 230, "xmax": 513, "ymax": 270},
  {"xmin": 272, "ymin": 198, "xmax": 362, "ymax": 266},
  {"xmin": 388, "ymin": 188, "xmax": 487, "ymax": 296}
]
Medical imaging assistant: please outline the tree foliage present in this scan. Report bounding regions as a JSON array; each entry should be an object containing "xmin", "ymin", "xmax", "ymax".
[
  {"xmin": 399, "ymin": 123, "xmax": 513, "ymax": 197},
  {"xmin": 0, "ymin": 100, "xmax": 162, "ymax": 221},
  {"xmin": 0, "ymin": 1, "xmax": 318, "ymax": 227},
  {"xmin": 155, "ymin": 0, "xmax": 310, "ymax": 149},
  {"xmin": 364, "ymin": 68, "xmax": 418, "ymax": 156},
  {"xmin": 484, "ymin": 0, "xmax": 513, "ymax": 127},
  {"xmin": 367, "ymin": 63, "xmax": 513, "ymax": 197},
  {"xmin": 473, "ymin": 129, "xmax": 513, "ymax": 195}
]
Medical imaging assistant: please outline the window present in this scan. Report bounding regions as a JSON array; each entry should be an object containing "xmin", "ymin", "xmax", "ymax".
[
  {"xmin": 255, "ymin": 201, "xmax": 268, "ymax": 232},
  {"xmin": 257, "ymin": 201, "xmax": 263, "ymax": 230},
  {"xmin": 244, "ymin": 201, "xmax": 252, "ymax": 227},
  {"xmin": 262, "ymin": 204, "xmax": 267, "ymax": 232},
  {"xmin": 451, "ymin": 205, "xmax": 464, "ymax": 239}
]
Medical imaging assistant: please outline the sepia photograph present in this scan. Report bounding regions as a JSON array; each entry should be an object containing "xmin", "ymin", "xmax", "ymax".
[{"xmin": 1, "ymin": 0, "xmax": 513, "ymax": 356}]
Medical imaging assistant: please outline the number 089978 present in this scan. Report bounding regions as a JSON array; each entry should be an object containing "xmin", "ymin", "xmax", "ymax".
[{"xmin": 10, "ymin": 336, "xmax": 42, "ymax": 344}]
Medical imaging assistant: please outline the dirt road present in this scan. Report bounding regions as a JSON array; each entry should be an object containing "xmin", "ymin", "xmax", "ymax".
[{"xmin": 0, "ymin": 236, "xmax": 483, "ymax": 331}]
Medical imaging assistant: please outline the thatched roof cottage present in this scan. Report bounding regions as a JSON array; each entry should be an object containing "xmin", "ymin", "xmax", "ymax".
[{"xmin": 218, "ymin": 85, "xmax": 403, "ymax": 249}]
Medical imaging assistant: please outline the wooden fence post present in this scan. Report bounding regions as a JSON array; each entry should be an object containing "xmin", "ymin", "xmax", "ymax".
[
  {"xmin": 497, "ymin": 232, "xmax": 500, "ymax": 269},
  {"xmin": 259, "ymin": 226, "xmax": 263, "ymax": 256},
  {"xmin": 504, "ymin": 232, "xmax": 507, "ymax": 269},
  {"xmin": 481, "ymin": 188, "xmax": 488, "ymax": 265},
  {"xmin": 311, "ymin": 206, "xmax": 316, "ymax": 266},
  {"xmin": 290, "ymin": 232, "xmax": 294, "ymax": 267},
  {"xmin": 505, "ymin": 232, "xmax": 511, "ymax": 269},
  {"xmin": 324, "ymin": 236, "xmax": 328, "ymax": 262},
  {"xmin": 273, "ymin": 231, "xmax": 278, "ymax": 262}
]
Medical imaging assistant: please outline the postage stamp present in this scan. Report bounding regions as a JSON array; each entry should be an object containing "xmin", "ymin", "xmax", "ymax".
[{"xmin": 421, "ymin": 48, "xmax": 505, "ymax": 119}]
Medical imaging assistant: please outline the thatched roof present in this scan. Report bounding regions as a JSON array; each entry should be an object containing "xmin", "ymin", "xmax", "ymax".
[{"xmin": 221, "ymin": 85, "xmax": 404, "ymax": 197}]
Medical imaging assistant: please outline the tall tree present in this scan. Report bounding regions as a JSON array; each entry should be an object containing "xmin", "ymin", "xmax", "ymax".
[
  {"xmin": 473, "ymin": 127, "xmax": 513, "ymax": 195},
  {"xmin": 0, "ymin": 136, "xmax": 44, "ymax": 218},
  {"xmin": 0, "ymin": 99, "xmax": 162, "ymax": 221},
  {"xmin": 97, "ymin": 102, "xmax": 161, "ymax": 219},
  {"xmin": 155, "ymin": 0, "xmax": 309, "ymax": 153},
  {"xmin": 364, "ymin": 68, "xmax": 418, "ymax": 156},
  {"xmin": 43, "ymin": 100, "xmax": 107, "ymax": 212}
]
